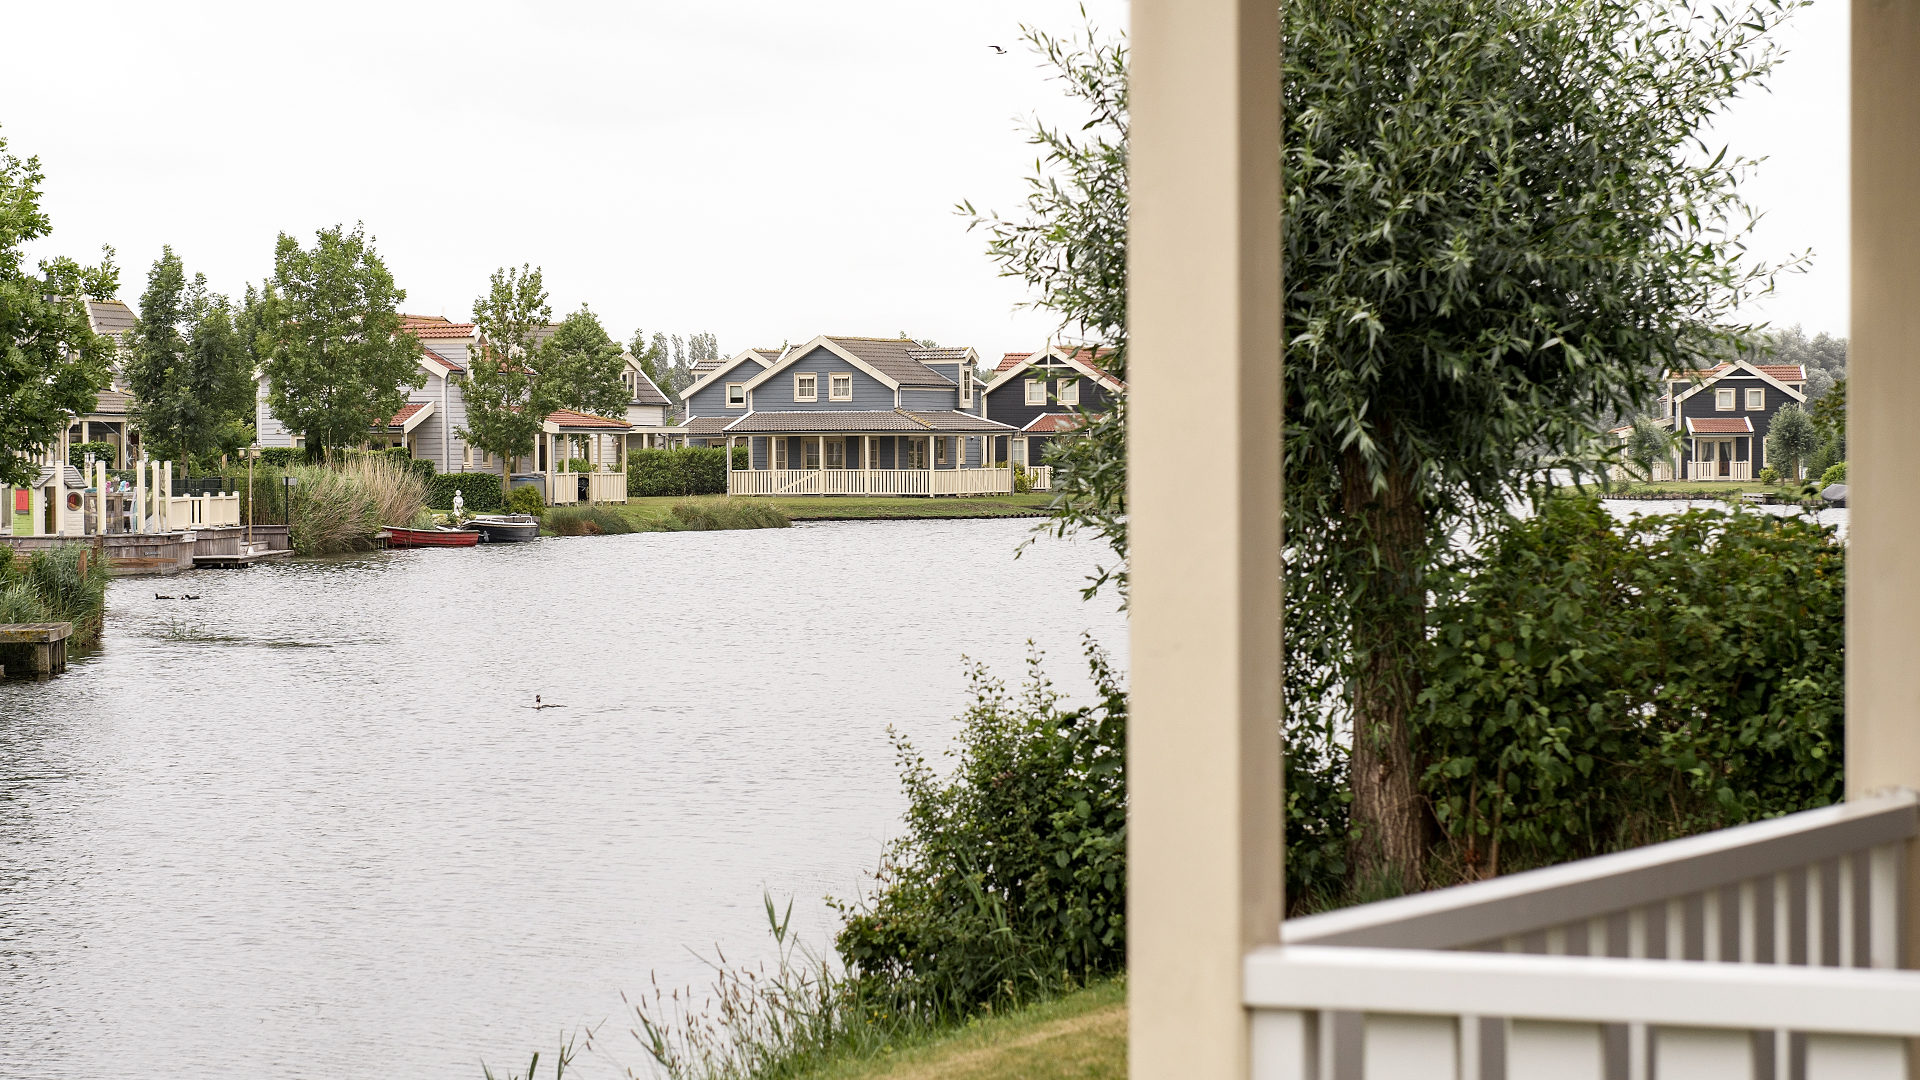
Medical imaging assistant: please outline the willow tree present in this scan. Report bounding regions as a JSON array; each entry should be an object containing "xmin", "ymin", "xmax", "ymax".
[{"xmin": 980, "ymin": 0, "xmax": 1792, "ymax": 890}]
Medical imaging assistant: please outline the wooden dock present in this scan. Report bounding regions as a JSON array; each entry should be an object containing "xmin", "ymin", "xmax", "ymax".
[
  {"xmin": 0, "ymin": 621, "xmax": 73, "ymax": 675},
  {"xmin": 191, "ymin": 528, "xmax": 293, "ymax": 569}
]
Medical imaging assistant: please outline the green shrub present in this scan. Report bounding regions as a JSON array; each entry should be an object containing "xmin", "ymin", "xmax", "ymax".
[
  {"xmin": 256, "ymin": 447, "xmax": 299, "ymax": 468},
  {"xmin": 68, "ymin": 441, "xmax": 117, "ymax": 470},
  {"xmin": 505, "ymin": 484, "xmax": 547, "ymax": 517},
  {"xmin": 628, "ymin": 447, "xmax": 730, "ymax": 497},
  {"xmin": 425, "ymin": 472, "xmax": 503, "ymax": 511},
  {"xmin": 1820, "ymin": 461, "xmax": 1847, "ymax": 487},
  {"xmin": 544, "ymin": 505, "xmax": 637, "ymax": 536},
  {"xmin": 1413, "ymin": 496, "xmax": 1843, "ymax": 881},
  {"xmin": 662, "ymin": 497, "xmax": 790, "ymax": 531},
  {"xmin": 563, "ymin": 456, "xmax": 594, "ymax": 473},
  {"xmin": 0, "ymin": 580, "xmax": 50, "ymax": 625},
  {"xmin": 832, "ymin": 640, "xmax": 1126, "ymax": 1018},
  {"xmin": 0, "ymin": 543, "xmax": 110, "ymax": 648},
  {"xmin": 1758, "ymin": 466, "xmax": 1779, "ymax": 485}
]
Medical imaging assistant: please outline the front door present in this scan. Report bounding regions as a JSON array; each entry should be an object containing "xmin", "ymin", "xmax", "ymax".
[{"xmin": 1718, "ymin": 440, "xmax": 1732, "ymax": 477}]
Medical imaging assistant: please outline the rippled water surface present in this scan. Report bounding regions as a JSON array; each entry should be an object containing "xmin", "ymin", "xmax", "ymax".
[{"xmin": 0, "ymin": 519, "xmax": 1126, "ymax": 1079}]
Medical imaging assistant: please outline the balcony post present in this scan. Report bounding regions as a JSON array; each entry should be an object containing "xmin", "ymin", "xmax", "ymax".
[
  {"xmin": 1849, "ymin": 0, "xmax": 1920, "ymax": 981},
  {"xmin": 1129, "ymin": 1, "xmax": 1283, "ymax": 1078}
]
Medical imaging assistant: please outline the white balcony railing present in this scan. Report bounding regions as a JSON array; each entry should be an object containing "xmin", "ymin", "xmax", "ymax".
[
  {"xmin": 546, "ymin": 470, "xmax": 627, "ymax": 505},
  {"xmin": 1248, "ymin": 791, "xmax": 1920, "ymax": 1079},
  {"xmin": 728, "ymin": 468, "xmax": 1014, "ymax": 497}
]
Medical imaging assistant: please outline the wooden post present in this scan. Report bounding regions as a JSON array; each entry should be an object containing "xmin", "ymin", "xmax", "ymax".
[
  {"xmin": 1130, "ymin": 1, "xmax": 1284, "ymax": 1078},
  {"xmin": 1849, "ymin": 0, "xmax": 1920, "ymax": 1003}
]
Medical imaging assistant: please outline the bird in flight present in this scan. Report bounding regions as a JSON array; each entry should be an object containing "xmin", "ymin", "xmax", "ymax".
[{"xmin": 989, "ymin": 44, "xmax": 1006, "ymax": 54}]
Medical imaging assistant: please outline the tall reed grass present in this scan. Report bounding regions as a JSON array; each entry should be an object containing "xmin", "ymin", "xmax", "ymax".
[
  {"xmin": 662, "ymin": 498, "xmax": 790, "ymax": 531},
  {"xmin": 221, "ymin": 457, "xmax": 428, "ymax": 554},
  {"xmin": 0, "ymin": 543, "xmax": 110, "ymax": 647}
]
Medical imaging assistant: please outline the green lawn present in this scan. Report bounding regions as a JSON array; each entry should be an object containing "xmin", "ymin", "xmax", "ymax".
[
  {"xmin": 803, "ymin": 980, "xmax": 1126, "ymax": 1080},
  {"xmin": 607, "ymin": 493, "xmax": 1056, "ymax": 525},
  {"xmin": 1599, "ymin": 480, "xmax": 1799, "ymax": 500}
]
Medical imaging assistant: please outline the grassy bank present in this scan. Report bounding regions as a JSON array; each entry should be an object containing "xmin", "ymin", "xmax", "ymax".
[
  {"xmin": 605, "ymin": 493, "xmax": 1054, "ymax": 528},
  {"xmin": 1586, "ymin": 480, "xmax": 1824, "ymax": 501},
  {"xmin": 800, "ymin": 980, "xmax": 1124, "ymax": 1080},
  {"xmin": 543, "ymin": 498, "xmax": 790, "ymax": 535}
]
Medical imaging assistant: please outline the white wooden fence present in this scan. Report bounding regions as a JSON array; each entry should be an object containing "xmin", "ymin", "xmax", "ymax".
[
  {"xmin": 1248, "ymin": 791, "xmax": 1920, "ymax": 1079},
  {"xmin": 545, "ymin": 470, "xmax": 627, "ymax": 505},
  {"xmin": 1028, "ymin": 465, "xmax": 1053, "ymax": 492},
  {"xmin": 165, "ymin": 493, "xmax": 240, "ymax": 528},
  {"xmin": 727, "ymin": 468, "xmax": 1015, "ymax": 497}
]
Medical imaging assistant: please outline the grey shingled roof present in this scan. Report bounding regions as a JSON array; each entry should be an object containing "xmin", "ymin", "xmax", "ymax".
[
  {"xmin": 908, "ymin": 347, "xmax": 972, "ymax": 363},
  {"xmin": 86, "ymin": 299, "xmax": 138, "ymax": 339},
  {"xmin": 84, "ymin": 389, "xmax": 133, "ymax": 416},
  {"xmin": 823, "ymin": 337, "xmax": 955, "ymax": 387},
  {"xmin": 682, "ymin": 415, "xmax": 736, "ymax": 435},
  {"xmin": 724, "ymin": 410, "xmax": 1016, "ymax": 434},
  {"xmin": 627, "ymin": 359, "xmax": 670, "ymax": 406}
]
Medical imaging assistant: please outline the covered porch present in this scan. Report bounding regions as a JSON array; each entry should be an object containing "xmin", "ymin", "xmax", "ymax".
[
  {"xmin": 1686, "ymin": 417, "xmax": 1756, "ymax": 481},
  {"xmin": 1129, "ymin": 1, "xmax": 1920, "ymax": 1078},
  {"xmin": 723, "ymin": 411, "xmax": 1020, "ymax": 497},
  {"xmin": 540, "ymin": 410, "xmax": 628, "ymax": 505}
]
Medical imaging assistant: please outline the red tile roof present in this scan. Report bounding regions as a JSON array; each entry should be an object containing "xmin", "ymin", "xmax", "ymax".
[
  {"xmin": 545, "ymin": 409, "xmax": 630, "ymax": 430},
  {"xmin": 419, "ymin": 347, "xmax": 465, "ymax": 374},
  {"xmin": 1668, "ymin": 362, "xmax": 1805, "ymax": 383},
  {"xmin": 410, "ymin": 322, "xmax": 476, "ymax": 340},
  {"xmin": 377, "ymin": 403, "xmax": 429, "ymax": 430},
  {"xmin": 997, "ymin": 351, "xmax": 1034, "ymax": 373},
  {"xmin": 1022, "ymin": 412, "xmax": 1086, "ymax": 434},
  {"xmin": 997, "ymin": 346, "xmax": 1121, "ymax": 387},
  {"xmin": 1686, "ymin": 417, "xmax": 1754, "ymax": 434}
]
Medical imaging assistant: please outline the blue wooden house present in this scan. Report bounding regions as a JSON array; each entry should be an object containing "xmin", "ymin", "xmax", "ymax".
[
  {"xmin": 680, "ymin": 335, "xmax": 1022, "ymax": 495},
  {"xmin": 1625, "ymin": 361, "xmax": 1810, "ymax": 480},
  {"xmin": 982, "ymin": 345, "xmax": 1125, "ymax": 469}
]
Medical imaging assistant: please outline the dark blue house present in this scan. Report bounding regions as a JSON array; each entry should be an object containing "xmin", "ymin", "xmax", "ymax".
[{"xmin": 981, "ymin": 345, "xmax": 1124, "ymax": 468}]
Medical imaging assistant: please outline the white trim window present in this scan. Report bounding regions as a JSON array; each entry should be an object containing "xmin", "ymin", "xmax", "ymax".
[
  {"xmin": 773, "ymin": 438, "xmax": 789, "ymax": 469},
  {"xmin": 1057, "ymin": 377, "xmax": 1080, "ymax": 406},
  {"xmin": 803, "ymin": 440, "xmax": 820, "ymax": 469},
  {"xmin": 935, "ymin": 437, "xmax": 949, "ymax": 466},
  {"xmin": 1715, "ymin": 388, "xmax": 1736, "ymax": 411},
  {"xmin": 867, "ymin": 440, "xmax": 881, "ymax": 470},
  {"xmin": 1011, "ymin": 438, "xmax": 1027, "ymax": 466},
  {"xmin": 1025, "ymin": 378, "xmax": 1047, "ymax": 406},
  {"xmin": 960, "ymin": 367, "xmax": 973, "ymax": 407},
  {"xmin": 726, "ymin": 382, "xmax": 746, "ymax": 408},
  {"xmin": 906, "ymin": 439, "xmax": 928, "ymax": 469},
  {"xmin": 829, "ymin": 372, "xmax": 853, "ymax": 402},
  {"xmin": 825, "ymin": 440, "xmax": 846, "ymax": 468},
  {"xmin": 1746, "ymin": 387, "xmax": 1765, "ymax": 411},
  {"xmin": 794, "ymin": 373, "xmax": 818, "ymax": 402}
]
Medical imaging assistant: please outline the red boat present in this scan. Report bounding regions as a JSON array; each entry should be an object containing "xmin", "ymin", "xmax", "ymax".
[{"xmin": 385, "ymin": 526, "xmax": 479, "ymax": 549}]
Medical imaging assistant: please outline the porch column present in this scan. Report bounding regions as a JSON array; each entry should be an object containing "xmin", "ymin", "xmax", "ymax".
[
  {"xmin": 1849, "ymin": 0, "xmax": 1920, "ymax": 978},
  {"xmin": 1130, "ymin": 1, "xmax": 1283, "ymax": 1078}
]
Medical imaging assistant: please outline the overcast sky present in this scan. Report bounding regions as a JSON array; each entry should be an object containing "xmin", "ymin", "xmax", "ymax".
[{"xmin": 4, "ymin": 0, "xmax": 1846, "ymax": 370}]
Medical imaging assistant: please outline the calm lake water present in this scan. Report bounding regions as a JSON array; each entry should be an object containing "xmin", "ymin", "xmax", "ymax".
[{"xmin": 0, "ymin": 519, "xmax": 1126, "ymax": 1080}]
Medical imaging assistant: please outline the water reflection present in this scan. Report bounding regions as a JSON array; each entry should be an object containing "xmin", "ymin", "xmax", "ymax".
[{"xmin": 0, "ymin": 519, "xmax": 1125, "ymax": 1079}]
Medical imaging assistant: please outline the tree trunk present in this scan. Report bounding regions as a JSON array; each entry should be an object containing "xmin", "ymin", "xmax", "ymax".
[{"xmin": 1340, "ymin": 447, "xmax": 1432, "ymax": 891}]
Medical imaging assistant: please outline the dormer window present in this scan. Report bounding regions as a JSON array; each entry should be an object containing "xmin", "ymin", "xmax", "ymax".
[
  {"xmin": 726, "ymin": 383, "xmax": 746, "ymax": 408},
  {"xmin": 960, "ymin": 367, "xmax": 973, "ymax": 406},
  {"xmin": 1025, "ymin": 378, "xmax": 1047, "ymax": 406},
  {"xmin": 1057, "ymin": 378, "xmax": 1080, "ymax": 406},
  {"xmin": 1746, "ymin": 388, "xmax": 1765, "ymax": 410},
  {"xmin": 1715, "ymin": 389, "xmax": 1735, "ymax": 411},
  {"xmin": 794, "ymin": 373, "xmax": 818, "ymax": 402},
  {"xmin": 829, "ymin": 373, "xmax": 853, "ymax": 401}
]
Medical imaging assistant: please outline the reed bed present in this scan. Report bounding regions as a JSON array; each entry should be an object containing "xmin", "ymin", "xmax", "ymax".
[
  {"xmin": 221, "ymin": 457, "xmax": 428, "ymax": 554},
  {"xmin": 661, "ymin": 498, "xmax": 790, "ymax": 531},
  {"xmin": 0, "ymin": 543, "xmax": 110, "ymax": 649}
]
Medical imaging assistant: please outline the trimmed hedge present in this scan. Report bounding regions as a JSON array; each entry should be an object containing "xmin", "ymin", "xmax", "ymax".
[
  {"xmin": 69, "ymin": 441, "xmax": 117, "ymax": 470},
  {"xmin": 256, "ymin": 447, "xmax": 300, "ymax": 468},
  {"xmin": 426, "ymin": 471, "xmax": 503, "ymax": 511},
  {"xmin": 627, "ymin": 447, "xmax": 738, "ymax": 497}
]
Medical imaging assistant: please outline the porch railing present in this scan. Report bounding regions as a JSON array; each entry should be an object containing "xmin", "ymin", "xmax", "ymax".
[
  {"xmin": 727, "ymin": 468, "xmax": 1014, "ymax": 497},
  {"xmin": 1028, "ymin": 465, "xmax": 1053, "ymax": 491},
  {"xmin": 1248, "ymin": 790, "xmax": 1920, "ymax": 1079},
  {"xmin": 546, "ymin": 469, "xmax": 627, "ymax": 505}
]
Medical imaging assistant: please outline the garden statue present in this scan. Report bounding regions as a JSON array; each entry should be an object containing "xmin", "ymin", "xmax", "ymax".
[{"xmin": 451, "ymin": 489, "xmax": 464, "ymax": 516}]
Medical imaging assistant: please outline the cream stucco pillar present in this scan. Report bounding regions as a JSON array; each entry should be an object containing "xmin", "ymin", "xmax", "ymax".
[
  {"xmin": 1129, "ymin": 1, "xmax": 1283, "ymax": 1078},
  {"xmin": 1849, "ymin": 0, "xmax": 1920, "ymax": 982}
]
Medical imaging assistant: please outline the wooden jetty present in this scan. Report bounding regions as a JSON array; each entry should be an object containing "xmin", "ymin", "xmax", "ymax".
[
  {"xmin": 191, "ymin": 527, "xmax": 293, "ymax": 568},
  {"xmin": 0, "ymin": 621, "xmax": 73, "ymax": 675}
]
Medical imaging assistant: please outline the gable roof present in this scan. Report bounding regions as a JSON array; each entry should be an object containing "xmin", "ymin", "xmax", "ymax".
[
  {"xmin": 418, "ymin": 346, "xmax": 465, "ymax": 376},
  {"xmin": 1667, "ymin": 362, "xmax": 1806, "ymax": 384},
  {"xmin": 984, "ymin": 344, "xmax": 1124, "ymax": 395},
  {"xmin": 1673, "ymin": 360, "xmax": 1807, "ymax": 405},
  {"xmin": 831, "ymin": 337, "xmax": 957, "ymax": 387},
  {"xmin": 1022, "ymin": 412, "xmax": 1087, "ymax": 434},
  {"xmin": 86, "ymin": 299, "xmax": 138, "ymax": 340},
  {"xmin": 401, "ymin": 315, "xmax": 478, "ymax": 341},
  {"xmin": 624, "ymin": 355, "xmax": 670, "ymax": 406},
  {"xmin": 681, "ymin": 347, "xmax": 782, "ymax": 403}
]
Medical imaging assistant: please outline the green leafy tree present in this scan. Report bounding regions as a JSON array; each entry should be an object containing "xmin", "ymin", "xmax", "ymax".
[
  {"xmin": 1624, "ymin": 418, "xmax": 1677, "ymax": 481},
  {"xmin": 256, "ymin": 224, "xmax": 421, "ymax": 455},
  {"xmin": 1765, "ymin": 403, "xmax": 1820, "ymax": 480},
  {"xmin": 978, "ymin": 0, "xmax": 1793, "ymax": 887},
  {"xmin": 461, "ymin": 265, "xmax": 556, "ymax": 496},
  {"xmin": 546, "ymin": 305, "xmax": 627, "ymax": 418},
  {"xmin": 0, "ymin": 131, "xmax": 115, "ymax": 486},
  {"xmin": 126, "ymin": 247, "xmax": 253, "ymax": 468}
]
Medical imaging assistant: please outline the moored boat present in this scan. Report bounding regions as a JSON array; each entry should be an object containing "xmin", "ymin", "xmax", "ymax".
[
  {"xmin": 386, "ymin": 526, "xmax": 480, "ymax": 549},
  {"xmin": 468, "ymin": 514, "xmax": 541, "ymax": 544}
]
